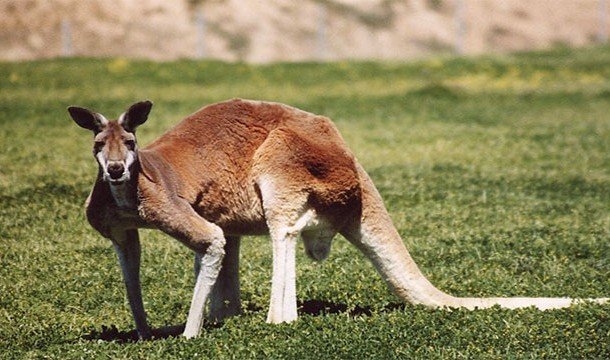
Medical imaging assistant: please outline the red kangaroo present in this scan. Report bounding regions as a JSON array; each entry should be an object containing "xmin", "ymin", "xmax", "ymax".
[{"xmin": 68, "ymin": 99, "xmax": 608, "ymax": 339}]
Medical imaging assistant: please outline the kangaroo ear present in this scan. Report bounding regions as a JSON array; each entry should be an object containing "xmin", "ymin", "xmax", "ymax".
[
  {"xmin": 119, "ymin": 100, "xmax": 153, "ymax": 133},
  {"xmin": 67, "ymin": 106, "xmax": 108, "ymax": 133}
]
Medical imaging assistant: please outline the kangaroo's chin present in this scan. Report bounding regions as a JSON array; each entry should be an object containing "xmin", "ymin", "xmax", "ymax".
[{"xmin": 105, "ymin": 174, "xmax": 130, "ymax": 185}]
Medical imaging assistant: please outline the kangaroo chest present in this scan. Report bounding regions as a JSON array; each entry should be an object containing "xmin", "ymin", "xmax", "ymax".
[
  {"xmin": 110, "ymin": 183, "xmax": 136, "ymax": 209},
  {"xmin": 107, "ymin": 183, "xmax": 151, "ymax": 229}
]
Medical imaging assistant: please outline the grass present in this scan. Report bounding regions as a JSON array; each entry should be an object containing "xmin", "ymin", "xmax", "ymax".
[{"xmin": 1, "ymin": 46, "xmax": 610, "ymax": 358}]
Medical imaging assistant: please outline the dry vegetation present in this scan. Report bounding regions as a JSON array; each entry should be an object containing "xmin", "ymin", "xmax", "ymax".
[{"xmin": 1, "ymin": 0, "xmax": 608, "ymax": 62}]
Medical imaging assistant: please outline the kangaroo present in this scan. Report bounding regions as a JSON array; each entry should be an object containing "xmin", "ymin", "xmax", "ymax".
[{"xmin": 69, "ymin": 99, "xmax": 608, "ymax": 339}]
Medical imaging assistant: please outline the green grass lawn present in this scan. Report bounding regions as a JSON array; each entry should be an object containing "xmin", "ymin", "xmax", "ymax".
[{"xmin": 1, "ymin": 46, "xmax": 609, "ymax": 358}]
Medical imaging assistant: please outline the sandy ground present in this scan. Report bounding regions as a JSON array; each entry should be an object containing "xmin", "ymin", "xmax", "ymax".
[{"xmin": 1, "ymin": 0, "xmax": 608, "ymax": 62}]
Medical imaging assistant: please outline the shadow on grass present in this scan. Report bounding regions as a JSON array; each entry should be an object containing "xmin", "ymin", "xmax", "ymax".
[
  {"xmin": 83, "ymin": 324, "xmax": 188, "ymax": 343},
  {"xmin": 83, "ymin": 300, "xmax": 407, "ymax": 342},
  {"xmin": 82, "ymin": 303, "xmax": 262, "ymax": 343},
  {"xmin": 298, "ymin": 299, "xmax": 407, "ymax": 317},
  {"xmin": 82, "ymin": 322, "xmax": 229, "ymax": 343}
]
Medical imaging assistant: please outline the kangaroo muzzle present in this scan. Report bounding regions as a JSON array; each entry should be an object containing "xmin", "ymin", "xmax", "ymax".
[{"xmin": 107, "ymin": 162, "xmax": 125, "ymax": 180}]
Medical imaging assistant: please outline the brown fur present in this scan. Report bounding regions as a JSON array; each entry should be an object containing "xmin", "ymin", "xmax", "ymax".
[
  {"xmin": 74, "ymin": 98, "xmax": 607, "ymax": 339},
  {"xmin": 130, "ymin": 99, "xmax": 360, "ymax": 239}
]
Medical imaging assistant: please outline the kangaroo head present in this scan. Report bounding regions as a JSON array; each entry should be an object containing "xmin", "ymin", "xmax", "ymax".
[{"xmin": 68, "ymin": 100, "xmax": 153, "ymax": 185}]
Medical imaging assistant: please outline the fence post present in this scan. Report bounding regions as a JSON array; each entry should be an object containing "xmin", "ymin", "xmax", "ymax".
[
  {"xmin": 195, "ymin": 8, "xmax": 206, "ymax": 59},
  {"xmin": 317, "ymin": 3, "xmax": 327, "ymax": 60},
  {"xmin": 61, "ymin": 19, "xmax": 73, "ymax": 57},
  {"xmin": 599, "ymin": 0, "xmax": 608, "ymax": 43},
  {"xmin": 454, "ymin": 0, "xmax": 465, "ymax": 55}
]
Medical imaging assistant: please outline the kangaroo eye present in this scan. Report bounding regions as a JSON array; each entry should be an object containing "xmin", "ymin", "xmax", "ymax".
[
  {"xmin": 124, "ymin": 140, "xmax": 136, "ymax": 150},
  {"xmin": 93, "ymin": 141, "xmax": 104, "ymax": 151}
]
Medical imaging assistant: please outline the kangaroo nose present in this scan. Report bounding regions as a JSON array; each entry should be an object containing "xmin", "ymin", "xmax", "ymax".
[{"xmin": 107, "ymin": 162, "xmax": 125, "ymax": 180}]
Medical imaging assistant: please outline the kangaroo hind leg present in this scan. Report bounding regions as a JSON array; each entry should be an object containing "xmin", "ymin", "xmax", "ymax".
[
  {"xmin": 258, "ymin": 174, "xmax": 327, "ymax": 324},
  {"xmin": 253, "ymin": 127, "xmax": 359, "ymax": 323},
  {"xmin": 265, "ymin": 206, "xmax": 329, "ymax": 324}
]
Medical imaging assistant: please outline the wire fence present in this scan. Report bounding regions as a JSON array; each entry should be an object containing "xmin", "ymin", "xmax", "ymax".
[{"xmin": 12, "ymin": 0, "xmax": 610, "ymax": 62}]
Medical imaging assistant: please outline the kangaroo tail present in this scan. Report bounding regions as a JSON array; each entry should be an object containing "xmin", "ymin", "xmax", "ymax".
[{"xmin": 340, "ymin": 163, "xmax": 608, "ymax": 310}]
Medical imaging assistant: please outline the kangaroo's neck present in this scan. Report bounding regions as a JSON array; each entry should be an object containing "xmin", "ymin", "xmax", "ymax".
[
  {"xmin": 109, "ymin": 181, "xmax": 137, "ymax": 208},
  {"xmin": 103, "ymin": 162, "xmax": 140, "ymax": 209}
]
